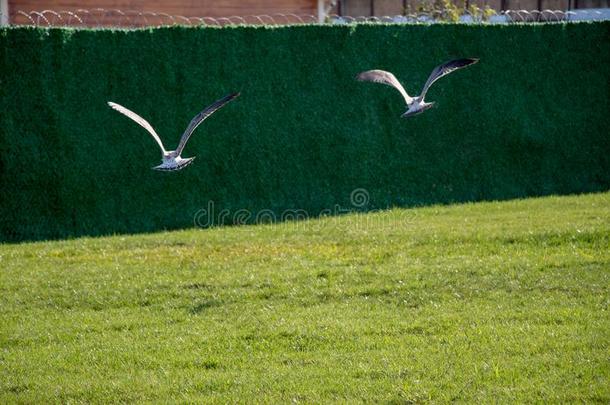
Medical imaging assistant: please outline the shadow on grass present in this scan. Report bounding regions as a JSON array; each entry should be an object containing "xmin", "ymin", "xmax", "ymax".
[{"xmin": 2, "ymin": 189, "xmax": 608, "ymax": 244}]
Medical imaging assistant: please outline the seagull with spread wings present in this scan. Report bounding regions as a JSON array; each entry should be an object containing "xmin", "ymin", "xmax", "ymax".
[
  {"xmin": 108, "ymin": 92, "xmax": 240, "ymax": 171},
  {"xmin": 356, "ymin": 58, "xmax": 478, "ymax": 118}
]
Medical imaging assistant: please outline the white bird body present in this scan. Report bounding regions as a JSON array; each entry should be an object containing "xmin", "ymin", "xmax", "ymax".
[
  {"xmin": 356, "ymin": 58, "xmax": 478, "ymax": 118},
  {"xmin": 154, "ymin": 154, "xmax": 195, "ymax": 172},
  {"xmin": 108, "ymin": 92, "xmax": 239, "ymax": 171},
  {"xmin": 403, "ymin": 97, "xmax": 435, "ymax": 117}
]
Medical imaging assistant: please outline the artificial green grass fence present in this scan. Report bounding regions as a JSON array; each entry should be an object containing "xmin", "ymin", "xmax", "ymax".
[{"xmin": 0, "ymin": 22, "xmax": 609, "ymax": 241}]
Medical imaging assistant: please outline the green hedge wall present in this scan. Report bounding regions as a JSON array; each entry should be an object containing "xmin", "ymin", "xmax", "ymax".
[{"xmin": 1, "ymin": 22, "xmax": 609, "ymax": 241}]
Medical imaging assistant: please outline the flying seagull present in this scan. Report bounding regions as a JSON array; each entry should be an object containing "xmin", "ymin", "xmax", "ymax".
[
  {"xmin": 356, "ymin": 58, "xmax": 478, "ymax": 118},
  {"xmin": 107, "ymin": 92, "xmax": 240, "ymax": 171}
]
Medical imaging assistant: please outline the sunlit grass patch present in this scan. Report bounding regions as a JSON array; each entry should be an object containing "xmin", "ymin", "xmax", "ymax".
[{"xmin": 1, "ymin": 192, "xmax": 608, "ymax": 402}]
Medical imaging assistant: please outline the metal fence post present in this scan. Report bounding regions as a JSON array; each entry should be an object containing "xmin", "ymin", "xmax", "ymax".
[
  {"xmin": 318, "ymin": 0, "xmax": 326, "ymax": 22},
  {"xmin": 1, "ymin": 0, "xmax": 9, "ymax": 26}
]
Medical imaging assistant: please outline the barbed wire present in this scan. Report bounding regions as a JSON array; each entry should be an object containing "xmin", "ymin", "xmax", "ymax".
[{"xmin": 1, "ymin": 8, "xmax": 608, "ymax": 28}]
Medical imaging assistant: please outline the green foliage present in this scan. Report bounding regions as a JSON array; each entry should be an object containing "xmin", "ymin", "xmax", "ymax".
[
  {"xmin": 417, "ymin": 0, "xmax": 495, "ymax": 21},
  {"xmin": 0, "ymin": 23, "xmax": 609, "ymax": 241},
  {"xmin": 441, "ymin": 0, "xmax": 463, "ymax": 22},
  {"xmin": 1, "ymin": 193, "xmax": 609, "ymax": 402}
]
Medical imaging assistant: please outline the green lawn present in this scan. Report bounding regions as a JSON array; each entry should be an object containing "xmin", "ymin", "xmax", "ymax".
[{"xmin": 1, "ymin": 193, "xmax": 608, "ymax": 403}]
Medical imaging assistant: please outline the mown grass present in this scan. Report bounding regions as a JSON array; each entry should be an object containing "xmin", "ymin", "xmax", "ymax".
[{"xmin": 0, "ymin": 193, "xmax": 608, "ymax": 403}]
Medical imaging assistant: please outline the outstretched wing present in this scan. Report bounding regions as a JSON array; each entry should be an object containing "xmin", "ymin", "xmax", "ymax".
[
  {"xmin": 420, "ymin": 58, "xmax": 479, "ymax": 99},
  {"xmin": 107, "ymin": 102, "xmax": 166, "ymax": 153},
  {"xmin": 356, "ymin": 70, "xmax": 413, "ymax": 105},
  {"xmin": 175, "ymin": 92, "xmax": 240, "ymax": 156}
]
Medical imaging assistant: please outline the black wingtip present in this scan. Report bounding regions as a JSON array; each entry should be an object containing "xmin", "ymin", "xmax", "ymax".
[
  {"xmin": 216, "ymin": 92, "xmax": 240, "ymax": 105},
  {"xmin": 444, "ymin": 58, "xmax": 479, "ymax": 69}
]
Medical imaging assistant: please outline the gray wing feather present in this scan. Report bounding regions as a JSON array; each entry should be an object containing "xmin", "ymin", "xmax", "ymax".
[
  {"xmin": 420, "ymin": 58, "xmax": 479, "ymax": 99},
  {"xmin": 356, "ymin": 70, "xmax": 413, "ymax": 105},
  {"xmin": 175, "ymin": 92, "xmax": 240, "ymax": 156},
  {"xmin": 108, "ymin": 102, "xmax": 167, "ymax": 153}
]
